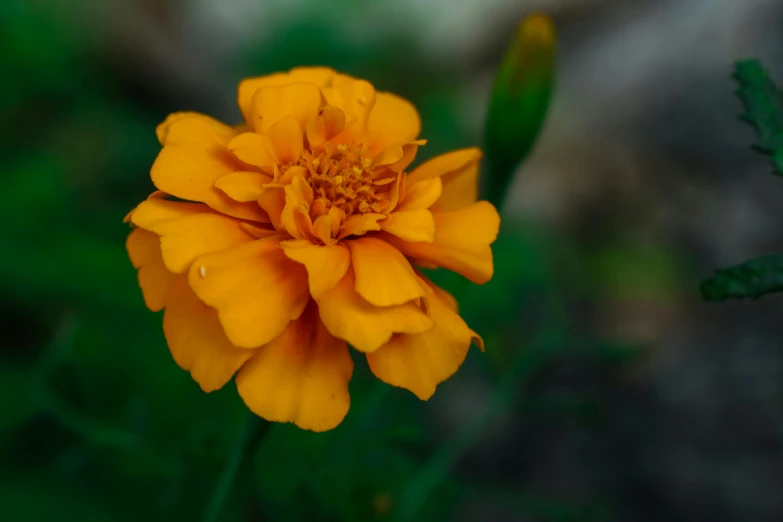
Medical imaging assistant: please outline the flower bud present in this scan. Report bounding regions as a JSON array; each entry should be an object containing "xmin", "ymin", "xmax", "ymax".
[{"xmin": 483, "ymin": 13, "xmax": 556, "ymax": 206}]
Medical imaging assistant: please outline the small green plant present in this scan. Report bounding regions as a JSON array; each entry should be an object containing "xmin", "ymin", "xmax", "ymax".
[{"xmin": 701, "ymin": 60, "xmax": 783, "ymax": 301}]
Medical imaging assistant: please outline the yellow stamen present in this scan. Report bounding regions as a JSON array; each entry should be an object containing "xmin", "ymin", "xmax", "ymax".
[{"xmin": 293, "ymin": 141, "xmax": 396, "ymax": 218}]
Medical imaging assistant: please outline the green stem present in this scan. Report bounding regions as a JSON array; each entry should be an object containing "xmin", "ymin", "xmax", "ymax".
[{"xmin": 202, "ymin": 413, "xmax": 271, "ymax": 522}]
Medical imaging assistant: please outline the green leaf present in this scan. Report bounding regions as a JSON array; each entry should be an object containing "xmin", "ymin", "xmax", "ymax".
[
  {"xmin": 700, "ymin": 254, "xmax": 783, "ymax": 301},
  {"xmin": 483, "ymin": 13, "xmax": 556, "ymax": 206},
  {"xmin": 733, "ymin": 59, "xmax": 783, "ymax": 176}
]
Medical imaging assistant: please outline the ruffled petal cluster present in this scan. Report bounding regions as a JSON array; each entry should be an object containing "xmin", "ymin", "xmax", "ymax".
[{"xmin": 126, "ymin": 67, "xmax": 500, "ymax": 431}]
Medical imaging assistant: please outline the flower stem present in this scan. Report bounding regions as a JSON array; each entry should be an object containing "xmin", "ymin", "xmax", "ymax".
[{"xmin": 202, "ymin": 413, "xmax": 270, "ymax": 522}]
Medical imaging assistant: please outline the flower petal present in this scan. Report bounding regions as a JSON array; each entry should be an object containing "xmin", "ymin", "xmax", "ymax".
[
  {"xmin": 379, "ymin": 201, "xmax": 500, "ymax": 284},
  {"xmin": 286, "ymin": 173, "xmax": 314, "ymax": 205},
  {"xmin": 215, "ymin": 171, "xmax": 273, "ymax": 202},
  {"xmin": 258, "ymin": 186, "xmax": 286, "ymax": 230},
  {"xmin": 150, "ymin": 117, "xmax": 268, "ymax": 222},
  {"xmin": 123, "ymin": 190, "xmax": 168, "ymax": 225},
  {"xmin": 372, "ymin": 145, "xmax": 404, "ymax": 167},
  {"xmin": 130, "ymin": 198, "xmax": 255, "ymax": 274},
  {"xmin": 367, "ymin": 92, "xmax": 421, "ymax": 155},
  {"xmin": 337, "ymin": 213, "xmax": 384, "ymax": 239},
  {"xmin": 407, "ymin": 148, "xmax": 483, "ymax": 212},
  {"xmin": 348, "ymin": 237, "xmax": 425, "ymax": 306},
  {"xmin": 267, "ymin": 117, "xmax": 304, "ymax": 165},
  {"xmin": 156, "ymin": 112, "xmax": 237, "ymax": 146},
  {"xmin": 380, "ymin": 209, "xmax": 436, "ymax": 243},
  {"xmin": 396, "ymin": 177, "xmax": 442, "ymax": 212},
  {"xmin": 329, "ymin": 73, "xmax": 357, "ymax": 87},
  {"xmin": 287, "ymin": 66, "xmax": 338, "ymax": 85},
  {"xmin": 311, "ymin": 214, "xmax": 335, "ymax": 245},
  {"xmin": 420, "ymin": 275, "xmax": 483, "ymax": 350},
  {"xmin": 305, "ymin": 105, "xmax": 346, "ymax": 149},
  {"xmin": 286, "ymin": 207, "xmax": 314, "ymax": 241},
  {"xmin": 250, "ymin": 82, "xmax": 323, "ymax": 133},
  {"xmin": 188, "ymin": 236, "xmax": 310, "ymax": 348},
  {"xmin": 238, "ymin": 67, "xmax": 336, "ymax": 123},
  {"xmin": 366, "ymin": 280, "xmax": 475, "ymax": 400},
  {"xmin": 387, "ymin": 140, "xmax": 425, "ymax": 174},
  {"xmin": 227, "ymin": 132, "xmax": 275, "ymax": 169},
  {"xmin": 328, "ymin": 206, "xmax": 345, "ymax": 237},
  {"xmin": 126, "ymin": 228, "xmax": 175, "ymax": 312},
  {"xmin": 154, "ymin": 215, "xmax": 255, "ymax": 275},
  {"xmin": 281, "ymin": 239, "xmax": 351, "ymax": 299},
  {"xmin": 129, "ymin": 198, "xmax": 206, "ymax": 230},
  {"xmin": 241, "ymin": 222, "xmax": 278, "ymax": 239},
  {"xmin": 317, "ymin": 268, "xmax": 433, "ymax": 353},
  {"xmin": 236, "ymin": 302, "xmax": 353, "ymax": 432},
  {"xmin": 322, "ymin": 79, "xmax": 376, "ymax": 143},
  {"xmin": 163, "ymin": 277, "xmax": 255, "ymax": 392},
  {"xmin": 281, "ymin": 175, "xmax": 314, "ymax": 239},
  {"xmin": 384, "ymin": 171, "xmax": 405, "ymax": 215}
]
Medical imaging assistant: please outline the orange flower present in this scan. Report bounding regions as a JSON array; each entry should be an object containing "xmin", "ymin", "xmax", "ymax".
[{"xmin": 126, "ymin": 67, "xmax": 500, "ymax": 432}]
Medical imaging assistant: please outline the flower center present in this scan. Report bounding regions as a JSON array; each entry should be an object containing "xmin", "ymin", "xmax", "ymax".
[{"xmin": 297, "ymin": 142, "xmax": 396, "ymax": 217}]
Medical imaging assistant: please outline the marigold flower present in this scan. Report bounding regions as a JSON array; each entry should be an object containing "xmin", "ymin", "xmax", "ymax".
[{"xmin": 126, "ymin": 67, "xmax": 500, "ymax": 432}]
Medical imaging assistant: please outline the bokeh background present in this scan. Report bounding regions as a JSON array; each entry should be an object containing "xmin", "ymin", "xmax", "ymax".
[{"xmin": 3, "ymin": 0, "xmax": 783, "ymax": 521}]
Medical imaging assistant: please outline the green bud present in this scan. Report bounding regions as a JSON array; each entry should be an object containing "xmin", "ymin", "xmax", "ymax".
[{"xmin": 483, "ymin": 13, "xmax": 556, "ymax": 206}]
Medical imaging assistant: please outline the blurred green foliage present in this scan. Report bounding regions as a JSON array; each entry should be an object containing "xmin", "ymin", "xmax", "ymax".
[{"xmin": 0, "ymin": 2, "xmax": 677, "ymax": 521}]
